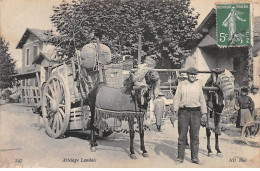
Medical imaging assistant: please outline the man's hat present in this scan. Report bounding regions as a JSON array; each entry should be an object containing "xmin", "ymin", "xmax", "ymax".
[
  {"xmin": 144, "ymin": 56, "xmax": 156, "ymax": 66},
  {"xmin": 186, "ymin": 67, "xmax": 198, "ymax": 75},
  {"xmin": 251, "ymin": 84, "xmax": 259, "ymax": 90}
]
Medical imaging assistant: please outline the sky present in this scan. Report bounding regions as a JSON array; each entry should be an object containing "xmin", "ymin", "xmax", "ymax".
[{"xmin": 0, "ymin": 0, "xmax": 260, "ymax": 68}]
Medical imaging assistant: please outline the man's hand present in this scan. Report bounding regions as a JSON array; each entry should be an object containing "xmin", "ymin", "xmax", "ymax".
[
  {"xmin": 170, "ymin": 111, "xmax": 178, "ymax": 128},
  {"xmin": 201, "ymin": 113, "xmax": 207, "ymax": 127}
]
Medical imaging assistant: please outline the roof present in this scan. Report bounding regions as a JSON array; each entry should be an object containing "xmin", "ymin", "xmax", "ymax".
[
  {"xmin": 16, "ymin": 28, "xmax": 52, "ymax": 49},
  {"xmin": 32, "ymin": 45, "xmax": 57, "ymax": 64},
  {"xmin": 32, "ymin": 52, "xmax": 51, "ymax": 64},
  {"xmin": 196, "ymin": 9, "xmax": 216, "ymax": 35},
  {"xmin": 198, "ymin": 35, "xmax": 217, "ymax": 48}
]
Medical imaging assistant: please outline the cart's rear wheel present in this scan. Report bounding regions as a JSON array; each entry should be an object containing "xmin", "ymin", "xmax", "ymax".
[
  {"xmin": 241, "ymin": 121, "xmax": 260, "ymax": 145},
  {"xmin": 42, "ymin": 73, "xmax": 71, "ymax": 138}
]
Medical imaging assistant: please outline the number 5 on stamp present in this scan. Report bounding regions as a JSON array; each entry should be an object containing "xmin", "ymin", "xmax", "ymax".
[{"xmin": 216, "ymin": 3, "xmax": 252, "ymax": 47}]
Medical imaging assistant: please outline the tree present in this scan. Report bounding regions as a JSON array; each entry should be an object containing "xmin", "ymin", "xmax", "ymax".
[
  {"xmin": 50, "ymin": 0, "xmax": 201, "ymax": 68},
  {"xmin": 0, "ymin": 37, "xmax": 16, "ymax": 89}
]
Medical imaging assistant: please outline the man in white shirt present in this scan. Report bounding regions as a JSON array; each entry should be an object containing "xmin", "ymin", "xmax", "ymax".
[{"xmin": 173, "ymin": 67, "xmax": 207, "ymax": 165}]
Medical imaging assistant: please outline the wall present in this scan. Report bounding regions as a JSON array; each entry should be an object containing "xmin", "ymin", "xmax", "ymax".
[
  {"xmin": 185, "ymin": 48, "xmax": 198, "ymax": 68},
  {"xmin": 197, "ymin": 47, "xmax": 247, "ymax": 86},
  {"xmin": 21, "ymin": 34, "xmax": 43, "ymax": 74},
  {"xmin": 253, "ymin": 54, "xmax": 260, "ymax": 86},
  {"xmin": 196, "ymin": 47, "xmax": 218, "ymax": 85}
]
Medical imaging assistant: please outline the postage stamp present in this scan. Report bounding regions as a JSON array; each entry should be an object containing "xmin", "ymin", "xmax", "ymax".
[{"xmin": 216, "ymin": 3, "xmax": 252, "ymax": 47}]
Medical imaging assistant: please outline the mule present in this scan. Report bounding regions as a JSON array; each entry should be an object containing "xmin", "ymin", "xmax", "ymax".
[
  {"xmin": 88, "ymin": 70, "xmax": 160, "ymax": 159},
  {"xmin": 204, "ymin": 68, "xmax": 236, "ymax": 157}
]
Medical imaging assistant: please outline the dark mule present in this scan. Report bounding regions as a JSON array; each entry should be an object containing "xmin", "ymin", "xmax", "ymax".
[
  {"xmin": 204, "ymin": 68, "xmax": 236, "ymax": 157},
  {"xmin": 88, "ymin": 70, "xmax": 160, "ymax": 159}
]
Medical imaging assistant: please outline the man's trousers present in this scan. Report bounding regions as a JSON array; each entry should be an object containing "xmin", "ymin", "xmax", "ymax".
[{"xmin": 177, "ymin": 107, "xmax": 201, "ymax": 162}]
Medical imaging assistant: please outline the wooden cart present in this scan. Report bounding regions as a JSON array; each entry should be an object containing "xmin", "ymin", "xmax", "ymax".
[
  {"xmin": 41, "ymin": 57, "xmax": 93, "ymax": 138},
  {"xmin": 40, "ymin": 42, "xmax": 133, "ymax": 139}
]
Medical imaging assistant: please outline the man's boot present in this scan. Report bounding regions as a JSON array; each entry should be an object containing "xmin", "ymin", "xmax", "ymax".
[{"xmin": 158, "ymin": 125, "xmax": 161, "ymax": 132}]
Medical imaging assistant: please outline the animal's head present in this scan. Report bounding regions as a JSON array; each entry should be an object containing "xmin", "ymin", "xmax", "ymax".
[
  {"xmin": 134, "ymin": 70, "xmax": 160, "ymax": 109},
  {"xmin": 145, "ymin": 70, "xmax": 160, "ymax": 86},
  {"xmin": 127, "ymin": 70, "xmax": 160, "ymax": 110},
  {"xmin": 207, "ymin": 68, "xmax": 225, "ymax": 87},
  {"xmin": 206, "ymin": 68, "xmax": 237, "ymax": 114}
]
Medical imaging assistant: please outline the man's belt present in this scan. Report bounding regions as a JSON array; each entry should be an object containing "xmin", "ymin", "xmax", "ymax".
[{"xmin": 179, "ymin": 106, "xmax": 200, "ymax": 111}]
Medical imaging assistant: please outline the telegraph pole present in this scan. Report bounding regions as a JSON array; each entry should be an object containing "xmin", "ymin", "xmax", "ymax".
[
  {"xmin": 138, "ymin": 34, "xmax": 142, "ymax": 64},
  {"xmin": 96, "ymin": 37, "xmax": 104, "ymax": 82}
]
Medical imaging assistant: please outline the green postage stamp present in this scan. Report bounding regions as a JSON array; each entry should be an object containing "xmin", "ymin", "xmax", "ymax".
[{"xmin": 216, "ymin": 3, "xmax": 252, "ymax": 47}]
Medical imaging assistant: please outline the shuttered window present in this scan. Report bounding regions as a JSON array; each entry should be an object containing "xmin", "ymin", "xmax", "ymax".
[
  {"xmin": 26, "ymin": 49, "xmax": 29, "ymax": 66},
  {"xmin": 33, "ymin": 46, "xmax": 38, "ymax": 59}
]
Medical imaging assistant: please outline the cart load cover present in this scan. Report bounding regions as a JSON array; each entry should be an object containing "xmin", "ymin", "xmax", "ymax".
[
  {"xmin": 80, "ymin": 43, "xmax": 111, "ymax": 69},
  {"xmin": 95, "ymin": 85, "xmax": 139, "ymax": 112},
  {"xmin": 217, "ymin": 69, "xmax": 235, "ymax": 100},
  {"xmin": 217, "ymin": 69, "xmax": 236, "ymax": 114}
]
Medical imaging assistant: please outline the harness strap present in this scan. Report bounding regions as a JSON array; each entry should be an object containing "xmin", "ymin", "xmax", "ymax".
[{"xmin": 207, "ymin": 105, "xmax": 222, "ymax": 115}]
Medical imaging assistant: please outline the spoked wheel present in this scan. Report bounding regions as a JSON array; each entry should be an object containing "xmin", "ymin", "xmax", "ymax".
[
  {"xmin": 241, "ymin": 121, "xmax": 260, "ymax": 145},
  {"xmin": 41, "ymin": 73, "xmax": 71, "ymax": 138}
]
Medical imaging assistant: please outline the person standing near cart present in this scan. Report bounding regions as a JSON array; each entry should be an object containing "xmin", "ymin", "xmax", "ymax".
[
  {"xmin": 173, "ymin": 67, "xmax": 207, "ymax": 165},
  {"xmin": 153, "ymin": 92, "xmax": 166, "ymax": 132}
]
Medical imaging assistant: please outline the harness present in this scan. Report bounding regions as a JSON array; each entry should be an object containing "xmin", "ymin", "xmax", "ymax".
[{"xmin": 207, "ymin": 105, "xmax": 222, "ymax": 115}]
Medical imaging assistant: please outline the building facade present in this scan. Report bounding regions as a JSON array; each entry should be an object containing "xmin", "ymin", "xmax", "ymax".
[
  {"xmin": 184, "ymin": 9, "xmax": 260, "ymax": 87},
  {"xmin": 15, "ymin": 28, "xmax": 57, "ymax": 104}
]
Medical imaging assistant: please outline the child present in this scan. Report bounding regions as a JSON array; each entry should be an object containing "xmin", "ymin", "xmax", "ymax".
[
  {"xmin": 236, "ymin": 87, "xmax": 254, "ymax": 136},
  {"xmin": 153, "ymin": 92, "xmax": 166, "ymax": 132}
]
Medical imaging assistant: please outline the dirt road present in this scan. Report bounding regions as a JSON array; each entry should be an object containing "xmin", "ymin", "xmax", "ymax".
[{"xmin": 0, "ymin": 103, "xmax": 259, "ymax": 168}]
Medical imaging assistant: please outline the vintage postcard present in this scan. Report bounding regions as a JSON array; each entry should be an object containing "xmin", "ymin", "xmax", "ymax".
[{"xmin": 0, "ymin": 0, "xmax": 260, "ymax": 168}]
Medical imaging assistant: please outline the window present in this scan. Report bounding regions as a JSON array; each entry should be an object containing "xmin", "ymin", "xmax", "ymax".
[
  {"xmin": 26, "ymin": 49, "xmax": 30, "ymax": 66},
  {"xmin": 33, "ymin": 46, "xmax": 38, "ymax": 59}
]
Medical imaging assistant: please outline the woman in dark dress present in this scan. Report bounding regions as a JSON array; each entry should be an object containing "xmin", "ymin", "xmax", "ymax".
[{"xmin": 236, "ymin": 87, "xmax": 254, "ymax": 135}]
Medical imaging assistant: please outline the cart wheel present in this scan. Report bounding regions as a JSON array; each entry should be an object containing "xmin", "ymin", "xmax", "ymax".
[
  {"xmin": 42, "ymin": 73, "xmax": 71, "ymax": 138},
  {"xmin": 241, "ymin": 121, "xmax": 260, "ymax": 145}
]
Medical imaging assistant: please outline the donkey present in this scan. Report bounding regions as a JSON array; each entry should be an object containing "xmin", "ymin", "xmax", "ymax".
[
  {"xmin": 204, "ymin": 68, "xmax": 236, "ymax": 157},
  {"xmin": 87, "ymin": 70, "xmax": 160, "ymax": 159}
]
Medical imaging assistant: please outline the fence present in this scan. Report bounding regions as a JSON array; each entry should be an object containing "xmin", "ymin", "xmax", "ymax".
[{"xmin": 20, "ymin": 86, "xmax": 41, "ymax": 106}]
